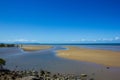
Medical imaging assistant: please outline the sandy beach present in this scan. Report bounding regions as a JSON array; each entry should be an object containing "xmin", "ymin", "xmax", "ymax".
[
  {"xmin": 21, "ymin": 45, "xmax": 52, "ymax": 51},
  {"xmin": 56, "ymin": 46, "xmax": 120, "ymax": 67}
]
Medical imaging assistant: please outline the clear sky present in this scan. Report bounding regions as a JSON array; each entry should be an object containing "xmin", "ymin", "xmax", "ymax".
[{"xmin": 0, "ymin": 0, "xmax": 120, "ymax": 43}]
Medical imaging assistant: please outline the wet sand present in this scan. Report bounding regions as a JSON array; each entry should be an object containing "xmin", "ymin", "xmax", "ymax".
[
  {"xmin": 56, "ymin": 46, "xmax": 120, "ymax": 67},
  {"xmin": 21, "ymin": 45, "xmax": 52, "ymax": 51}
]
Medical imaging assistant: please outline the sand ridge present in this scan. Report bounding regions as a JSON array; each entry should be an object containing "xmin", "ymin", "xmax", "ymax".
[
  {"xmin": 56, "ymin": 46, "xmax": 120, "ymax": 67},
  {"xmin": 21, "ymin": 45, "xmax": 52, "ymax": 51}
]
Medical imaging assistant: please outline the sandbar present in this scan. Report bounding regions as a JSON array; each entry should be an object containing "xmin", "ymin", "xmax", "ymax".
[
  {"xmin": 21, "ymin": 45, "xmax": 52, "ymax": 51},
  {"xmin": 56, "ymin": 46, "xmax": 120, "ymax": 67}
]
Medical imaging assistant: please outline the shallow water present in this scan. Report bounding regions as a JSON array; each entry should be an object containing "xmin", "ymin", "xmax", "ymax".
[{"xmin": 0, "ymin": 45, "xmax": 120, "ymax": 80}]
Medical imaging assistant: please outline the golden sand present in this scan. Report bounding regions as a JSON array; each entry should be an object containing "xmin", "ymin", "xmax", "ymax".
[
  {"xmin": 56, "ymin": 46, "xmax": 120, "ymax": 67},
  {"xmin": 21, "ymin": 45, "xmax": 52, "ymax": 51}
]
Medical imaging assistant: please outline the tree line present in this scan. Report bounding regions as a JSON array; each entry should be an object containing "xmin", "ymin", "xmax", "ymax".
[{"xmin": 0, "ymin": 43, "xmax": 19, "ymax": 47}]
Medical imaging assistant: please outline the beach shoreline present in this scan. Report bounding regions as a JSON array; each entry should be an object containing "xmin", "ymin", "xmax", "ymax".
[{"xmin": 56, "ymin": 46, "xmax": 120, "ymax": 67}]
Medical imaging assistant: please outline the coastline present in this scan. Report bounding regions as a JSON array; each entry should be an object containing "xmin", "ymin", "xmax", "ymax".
[
  {"xmin": 21, "ymin": 45, "xmax": 52, "ymax": 51},
  {"xmin": 56, "ymin": 46, "xmax": 120, "ymax": 67}
]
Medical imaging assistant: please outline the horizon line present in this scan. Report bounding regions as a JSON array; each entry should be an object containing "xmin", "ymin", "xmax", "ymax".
[{"xmin": 0, "ymin": 42, "xmax": 120, "ymax": 45}]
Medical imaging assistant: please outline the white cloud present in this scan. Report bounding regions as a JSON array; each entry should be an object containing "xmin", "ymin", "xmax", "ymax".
[
  {"xmin": 69, "ymin": 39, "xmax": 87, "ymax": 42},
  {"xmin": 101, "ymin": 38, "xmax": 107, "ymax": 41},
  {"xmin": 15, "ymin": 39, "xmax": 28, "ymax": 42},
  {"xmin": 115, "ymin": 37, "xmax": 119, "ymax": 40},
  {"xmin": 101, "ymin": 38, "xmax": 114, "ymax": 41},
  {"xmin": 92, "ymin": 40, "xmax": 97, "ymax": 42},
  {"xmin": 29, "ymin": 40, "xmax": 37, "ymax": 42},
  {"xmin": 7, "ymin": 40, "xmax": 11, "ymax": 42},
  {"xmin": 71, "ymin": 40, "xmax": 77, "ymax": 42},
  {"xmin": 14, "ymin": 39, "xmax": 37, "ymax": 42},
  {"xmin": 1, "ymin": 36, "xmax": 119, "ymax": 43},
  {"xmin": 0, "ymin": 40, "xmax": 11, "ymax": 42},
  {"xmin": 80, "ymin": 39, "xmax": 86, "ymax": 42}
]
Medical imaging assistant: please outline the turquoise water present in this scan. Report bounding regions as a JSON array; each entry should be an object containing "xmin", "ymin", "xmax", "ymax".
[{"xmin": 0, "ymin": 45, "xmax": 120, "ymax": 80}]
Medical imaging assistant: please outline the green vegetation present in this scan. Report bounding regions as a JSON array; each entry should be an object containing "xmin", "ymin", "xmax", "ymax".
[
  {"xmin": 0, "ymin": 58, "xmax": 6, "ymax": 69},
  {"xmin": 0, "ymin": 43, "xmax": 18, "ymax": 47}
]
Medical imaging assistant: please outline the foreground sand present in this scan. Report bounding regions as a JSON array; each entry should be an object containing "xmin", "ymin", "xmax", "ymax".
[
  {"xmin": 21, "ymin": 45, "xmax": 52, "ymax": 51},
  {"xmin": 57, "ymin": 46, "xmax": 120, "ymax": 67}
]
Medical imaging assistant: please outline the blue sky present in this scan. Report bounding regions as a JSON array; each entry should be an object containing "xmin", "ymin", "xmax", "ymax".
[{"xmin": 0, "ymin": 0, "xmax": 120, "ymax": 43}]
